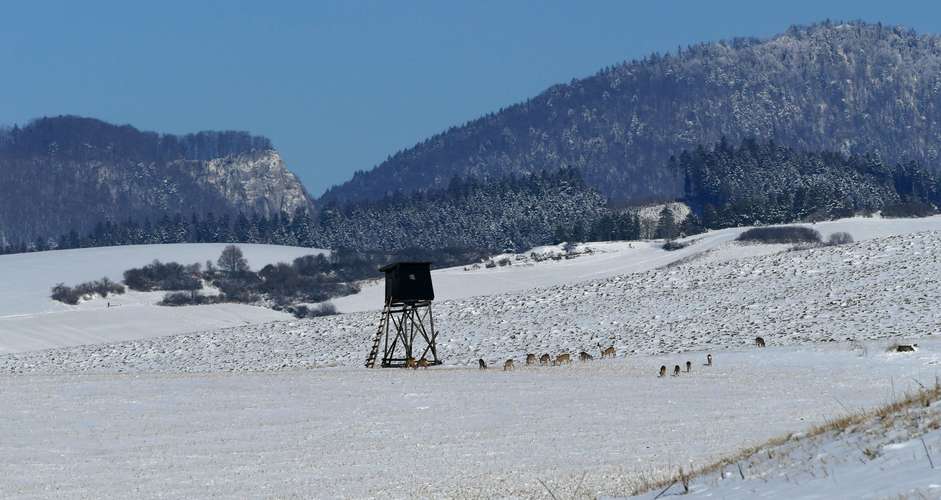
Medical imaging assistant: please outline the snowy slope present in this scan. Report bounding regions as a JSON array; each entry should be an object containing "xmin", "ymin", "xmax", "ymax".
[
  {"xmin": 5, "ymin": 223, "xmax": 941, "ymax": 374},
  {"xmin": 2, "ymin": 216, "xmax": 938, "ymax": 356},
  {"xmin": 3, "ymin": 218, "xmax": 941, "ymax": 498},
  {"xmin": 1, "ymin": 342, "xmax": 938, "ymax": 498},
  {"xmin": 0, "ymin": 243, "xmax": 324, "ymax": 353},
  {"xmin": 332, "ymin": 215, "xmax": 941, "ymax": 313},
  {"xmin": 630, "ymin": 384, "xmax": 941, "ymax": 500}
]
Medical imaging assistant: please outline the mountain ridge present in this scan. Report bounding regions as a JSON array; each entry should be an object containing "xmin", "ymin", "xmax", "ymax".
[{"xmin": 320, "ymin": 20, "xmax": 941, "ymax": 206}]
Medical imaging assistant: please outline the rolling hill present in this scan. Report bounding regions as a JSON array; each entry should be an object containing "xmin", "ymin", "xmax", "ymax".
[{"xmin": 322, "ymin": 21, "xmax": 941, "ymax": 207}]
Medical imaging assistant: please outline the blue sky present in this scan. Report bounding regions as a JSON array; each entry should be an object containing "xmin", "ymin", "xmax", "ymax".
[{"xmin": 1, "ymin": 1, "xmax": 937, "ymax": 195}]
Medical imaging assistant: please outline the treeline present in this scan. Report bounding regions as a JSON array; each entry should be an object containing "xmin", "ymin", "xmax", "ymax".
[
  {"xmin": 0, "ymin": 211, "xmax": 311, "ymax": 255},
  {"xmin": 0, "ymin": 116, "xmax": 272, "ymax": 162},
  {"xmin": 680, "ymin": 138, "xmax": 940, "ymax": 228},
  {"xmin": 314, "ymin": 167, "xmax": 608, "ymax": 251},
  {"xmin": 4, "ymin": 168, "xmax": 611, "ymax": 255}
]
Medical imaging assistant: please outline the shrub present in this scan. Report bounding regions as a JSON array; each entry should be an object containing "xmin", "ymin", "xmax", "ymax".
[
  {"xmin": 827, "ymin": 232, "xmax": 854, "ymax": 245},
  {"xmin": 159, "ymin": 291, "xmax": 213, "ymax": 306},
  {"xmin": 50, "ymin": 277, "xmax": 126, "ymax": 305},
  {"xmin": 497, "ymin": 257, "xmax": 511, "ymax": 267},
  {"xmin": 215, "ymin": 277, "xmax": 259, "ymax": 303},
  {"xmin": 291, "ymin": 302, "xmax": 338, "ymax": 318},
  {"xmin": 484, "ymin": 260, "xmax": 496, "ymax": 268},
  {"xmin": 292, "ymin": 253, "xmax": 331, "ymax": 277},
  {"xmin": 88, "ymin": 277, "xmax": 125, "ymax": 297},
  {"xmin": 123, "ymin": 260, "xmax": 202, "ymax": 292},
  {"xmin": 737, "ymin": 226, "xmax": 822, "ymax": 244},
  {"xmin": 662, "ymin": 239, "xmax": 690, "ymax": 251},
  {"xmin": 51, "ymin": 283, "xmax": 80, "ymax": 305}
]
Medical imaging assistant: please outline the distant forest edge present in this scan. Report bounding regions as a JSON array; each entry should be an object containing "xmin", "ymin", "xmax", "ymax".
[
  {"xmin": 680, "ymin": 139, "xmax": 941, "ymax": 227},
  {"xmin": 0, "ymin": 115, "xmax": 271, "ymax": 161},
  {"xmin": 322, "ymin": 21, "xmax": 941, "ymax": 206},
  {"xmin": 3, "ymin": 139, "xmax": 939, "ymax": 257}
]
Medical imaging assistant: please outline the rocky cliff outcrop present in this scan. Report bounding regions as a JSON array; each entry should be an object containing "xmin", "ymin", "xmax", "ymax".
[{"xmin": 0, "ymin": 116, "xmax": 312, "ymax": 245}]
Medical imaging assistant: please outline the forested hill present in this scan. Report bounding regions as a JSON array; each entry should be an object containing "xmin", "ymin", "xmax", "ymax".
[
  {"xmin": 681, "ymin": 139, "xmax": 941, "ymax": 228},
  {"xmin": 0, "ymin": 116, "xmax": 312, "ymax": 245},
  {"xmin": 321, "ymin": 21, "xmax": 941, "ymax": 206}
]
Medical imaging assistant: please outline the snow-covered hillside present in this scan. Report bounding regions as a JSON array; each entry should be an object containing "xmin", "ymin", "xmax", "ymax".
[
  {"xmin": 3, "ymin": 216, "xmax": 938, "ymax": 357},
  {"xmin": 12, "ymin": 222, "xmax": 940, "ymax": 374},
  {"xmin": 0, "ymin": 243, "xmax": 324, "ymax": 353},
  {"xmin": 3, "ymin": 217, "xmax": 941, "ymax": 498},
  {"xmin": 332, "ymin": 215, "xmax": 941, "ymax": 313},
  {"xmin": 630, "ymin": 383, "xmax": 941, "ymax": 500}
]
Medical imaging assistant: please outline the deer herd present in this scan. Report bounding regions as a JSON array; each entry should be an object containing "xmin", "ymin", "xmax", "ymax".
[
  {"xmin": 478, "ymin": 345, "xmax": 611, "ymax": 371},
  {"xmin": 408, "ymin": 336, "xmax": 766, "ymax": 375}
]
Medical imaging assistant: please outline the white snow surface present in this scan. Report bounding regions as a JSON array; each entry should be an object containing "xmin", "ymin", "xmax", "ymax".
[
  {"xmin": 9, "ymin": 223, "xmax": 940, "ymax": 374},
  {"xmin": 3, "ymin": 217, "xmax": 941, "ymax": 497},
  {"xmin": 0, "ymin": 243, "xmax": 324, "ymax": 353},
  {"xmin": 331, "ymin": 215, "xmax": 941, "ymax": 313},
  {"xmin": 1, "ymin": 342, "xmax": 939, "ymax": 498},
  {"xmin": 629, "ymin": 383, "xmax": 941, "ymax": 500}
]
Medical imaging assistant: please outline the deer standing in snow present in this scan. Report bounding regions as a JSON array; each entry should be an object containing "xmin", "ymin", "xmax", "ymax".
[
  {"xmin": 554, "ymin": 353, "xmax": 571, "ymax": 365},
  {"xmin": 601, "ymin": 346, "xmax": 616, "ymax": 358},
  {"xmin": 503, "ymin": 359, "xmax": 514, "ymax": 371},
  {"xmin": 659, "ymin": 365, "xmax": 667, "ymax": 377},
  {"xmin": 755, "ymin": 337, "xmax": 766, "ymax": 348},
  {"xmin": 526, "ymin": 353, "xmax": 536, "ymax": 365}
]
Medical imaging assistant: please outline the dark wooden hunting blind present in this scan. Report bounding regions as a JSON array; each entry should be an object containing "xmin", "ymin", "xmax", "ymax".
[
  {"xmin": 379, "ymin": 262, "xmax": 434, "ymax": 303},
  {"xmin": 365, "ymin": 262, "xmax": 441, "ymax": 368}
]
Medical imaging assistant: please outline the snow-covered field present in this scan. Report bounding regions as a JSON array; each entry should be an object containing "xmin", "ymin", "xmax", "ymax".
[
  {"xmin": 4, "ymin": 217, "xmax": 941, "ymax": 498},
  {"xmin": 0, "ymin": 243, "xmax": 323, "ymax": 353},
  {"xmin": 331, "ymin": 215, "xmax": 941, "ymax": 313},
  {"xmin": 9, "ymin": 224, "xmax": 940, "ymax": 374},
  {"xmin": 2, "ymin": 216, "xmax": 939, "ymax": 356},
  {"xmin": 1, "ymin": 341, "xmax": 938, "ymax": 498}
]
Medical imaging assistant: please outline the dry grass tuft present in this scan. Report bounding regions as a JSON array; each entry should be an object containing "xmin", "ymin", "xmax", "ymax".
[{"xmin": 632, "ymin": 380, "xmax": 941, "ymax": 496}]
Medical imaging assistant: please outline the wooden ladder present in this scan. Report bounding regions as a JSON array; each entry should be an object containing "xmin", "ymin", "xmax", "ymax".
[{"xmin": 364, "ymin": 300, "xmax": 390, "ymax": 368}]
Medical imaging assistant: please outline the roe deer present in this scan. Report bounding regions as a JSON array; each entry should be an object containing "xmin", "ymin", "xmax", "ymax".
[
  {"xmin": 672, "ymin": 365, "xmax": 680, "ymax": 376},
  {"xmin": 705, "ymin": 354, "xmax": 713, "ymax": 366},
  {"xmin": 526, "ymin": 353, "xmax": 537, "ymax": 365},
  {"xmin": 504, "ymin": 359, "xmax": 514, "ymax": 371},
  {"xmin": 755, "ymin": 336, "xmax": 766, "ymax": 348},
  {"xmin": 659, "ymin": 365, "xmax": 667, "ymax": 377},
  {"xmin": 579, "ymin": 351, "xmax": 593, "ymax": 361},
  {"xmin": 478, "ymin": 359, "xmax": 487, "ymax": 370},
  {"xmin": 539, "ymin": 354, "xmax": 551, "ymax": 366},
  {"xmin": 405, "ymin": 357, "xmax": 417, "ymax": 369},
  {"xmin": 417, "ymin": 358, "xmax": 429, "ymax": 369},
  {"xmin": 685, "ymin": 361, "xmax": 691, "ymax": 373},
  {"xmin": 554, "ymin": 353, "xmax": 571, "ymax": 365},
  {"xmin": 601, "ymin": 346, "xmax": 616, "ymax": 358}
]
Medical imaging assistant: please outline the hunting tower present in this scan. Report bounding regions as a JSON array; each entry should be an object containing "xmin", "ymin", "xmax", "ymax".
[{"xmin": 365, "ymin": 262, "xmax": 442, "ymax": 368}]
